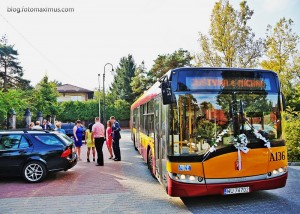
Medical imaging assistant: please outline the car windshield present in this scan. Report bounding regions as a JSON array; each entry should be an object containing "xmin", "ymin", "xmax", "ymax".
[{"xmin": 169, "ymin": 92, "xmax": 282, "ymax": 156}]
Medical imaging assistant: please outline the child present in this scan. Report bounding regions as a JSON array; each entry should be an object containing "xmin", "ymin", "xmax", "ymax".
[{"xmin": 85, "ymin": 123, "xmax": 95, "ymax": 162}]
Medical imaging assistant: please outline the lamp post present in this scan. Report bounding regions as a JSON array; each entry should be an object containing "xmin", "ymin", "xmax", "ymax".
[
  {"xmin": 103, "ymin": 63, "xmax": 114, "ymax": 123},
  {"xmin": 98, "ymin": 73, "xmax": 101, "ymax": 119}
]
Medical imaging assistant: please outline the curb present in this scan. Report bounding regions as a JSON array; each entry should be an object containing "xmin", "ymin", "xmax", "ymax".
[{"xmin": 288, "ymin": 162, "xmax": 300, "ymax": 166}]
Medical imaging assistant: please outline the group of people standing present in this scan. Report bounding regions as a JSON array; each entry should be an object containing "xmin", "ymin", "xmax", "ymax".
[
  {"xmin": 73, "ymin": 116, "xmax": 121, "ymax": 166},
  {"xmin": 29, "ymin": 119, "xmax": 57, "ymax": 131}
]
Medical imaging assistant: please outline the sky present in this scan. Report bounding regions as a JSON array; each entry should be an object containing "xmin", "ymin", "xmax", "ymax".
[{"xmin": 1, "ymin": 0, "xmax": 300, "ymax": 91}]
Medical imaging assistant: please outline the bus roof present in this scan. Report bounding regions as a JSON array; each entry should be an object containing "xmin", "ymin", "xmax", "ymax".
[
  {"xmin": 171, "ymin": 67, "xmax": 278, "ymax": 74},
  {"xmin": 131, "ymin": 81, "xmax": 161, "ymax": 110}
]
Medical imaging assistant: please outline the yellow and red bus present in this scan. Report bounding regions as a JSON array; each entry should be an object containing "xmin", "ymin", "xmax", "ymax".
[{"xmin": 130, "ymin": 67, "xmax": 288, "ymax": 197}]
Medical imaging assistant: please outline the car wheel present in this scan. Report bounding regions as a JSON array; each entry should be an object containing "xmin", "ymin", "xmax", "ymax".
[{"xmin": 23, "ymin": 161, "xmax": 47, "ymax": 183}]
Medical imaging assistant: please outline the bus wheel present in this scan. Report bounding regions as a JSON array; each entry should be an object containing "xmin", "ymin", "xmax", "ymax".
[
  {"xmin": 147, "ymin": 149, "xmax": 155, "ymax": 178},
  {"xmin": 133, "ymin": 135, "xmax": 138, "ymax": 151}
]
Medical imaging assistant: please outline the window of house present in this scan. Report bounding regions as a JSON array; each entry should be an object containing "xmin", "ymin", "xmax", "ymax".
[{"xmin": 71, "ymin": 96, "xmax": 82, "ymax": 101}]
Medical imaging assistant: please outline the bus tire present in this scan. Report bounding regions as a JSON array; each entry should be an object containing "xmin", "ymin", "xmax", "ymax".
[
  {"xmin": 147, "ymin": 148, "xmax": 156, "ymax": 178},
  {"xmin": 133, "ymin": 135, "xmax": 138, "ymax": 151}
]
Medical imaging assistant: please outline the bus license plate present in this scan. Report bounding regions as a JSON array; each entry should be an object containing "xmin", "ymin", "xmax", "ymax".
[{"xmin": 224, "ymin": 187, "xmax": 250, "ymax": 195}]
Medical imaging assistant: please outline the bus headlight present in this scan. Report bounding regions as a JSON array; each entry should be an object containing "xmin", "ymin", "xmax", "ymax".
[
  {"xmin": 169, "ymin": 172, "xmax": 205, "ymax": 184},
  {"xmin": 268, "ymin": 166, "xmax": 287, "ymax": 178},
  {"xmin": 189, "ymin": 176, "xmax": 196, "ymax": 181}
]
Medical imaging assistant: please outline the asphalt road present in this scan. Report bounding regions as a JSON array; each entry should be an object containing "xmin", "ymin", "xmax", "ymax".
[{"xmin": 0, "ymin": 130, "xmax": 299, "ymax": 214}]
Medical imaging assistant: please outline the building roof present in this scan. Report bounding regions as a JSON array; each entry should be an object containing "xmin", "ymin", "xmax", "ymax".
[{"xmin": 57, "ymin": 84, "xmax": 93, "ymax": 93}]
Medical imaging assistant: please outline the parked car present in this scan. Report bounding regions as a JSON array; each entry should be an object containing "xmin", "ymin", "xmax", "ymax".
[
  {"xmin": 61, "ymin": 123, "xmax": 75, "ymax": 137},
  {"xmin": 61, "ymin": 123, "xmax": 86, "ymax": 140},
  {"xmin": 0, "ymin": 130, "xmax": 77, "ymax": 183}
]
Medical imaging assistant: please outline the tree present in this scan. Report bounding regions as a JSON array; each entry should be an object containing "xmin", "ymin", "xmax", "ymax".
[
  {"xmin": 260, "ymin": 18, "xmax": 300, "ymax": 161},
  {"xmin": 32, "ymin": 75, "xmax": 60, "ymax": 117},
  {"xmin": 261, "ymin": 18, "xmax": 300, "ymax": 106},
  {"xmin": 282, "ymin": 108, "xmax": 300, "ymax": 161},
  {"xmin": 196, "ymin": 0, "xmax": 263, "ymax": 68},
  {"xmin": 0, "ymin": 35, "xmax": 31, "ymax": 91},
  {"xmin": 52, "ymin": 79, "xmax": 63, "ymax": 86},
  {"xmin": 110, "ymin": 54, "xmax": 136, "ymax": 103},
  {"xmin": 148, "ymin": 49, "xmax": 192, "ymax": 82},
  {"xmin": 131, "ymin": 61, "xmax": 150, "ymax": 100},
  {"xmin": 112, "ymin": 99, "xmax": 131, "ymax": 120},
  {"xmin": 0, "ymin": 89, "xmax": 31, "ymax": 129}
]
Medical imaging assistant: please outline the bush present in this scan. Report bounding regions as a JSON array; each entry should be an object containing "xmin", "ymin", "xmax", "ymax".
[
  {"xmin": 56, "ymin": 99, "xmax": 131, "ymax": 123},
  {"xmin": 282, "ymin": 108, "xmax": 300, "ymax": 162}
]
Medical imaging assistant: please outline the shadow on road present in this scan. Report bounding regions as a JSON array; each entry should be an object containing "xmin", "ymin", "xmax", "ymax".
[{"xmin": 181, "ymin": 190, "xmax": 299, "ymax": 213}]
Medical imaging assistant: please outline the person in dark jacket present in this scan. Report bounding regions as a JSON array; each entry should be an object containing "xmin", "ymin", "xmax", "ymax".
[
  {"xmin": 110, "ymin": 116, "xmax": 121, "ymax": 161},
  {"xmin": 42, "ymin": 119, "xmax": 51, "ymax": 130}
]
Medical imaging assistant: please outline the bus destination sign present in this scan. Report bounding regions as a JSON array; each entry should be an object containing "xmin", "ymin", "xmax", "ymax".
[{"xmin": 186, "ymin": 77, "xmax": 269, "ymax": 91}]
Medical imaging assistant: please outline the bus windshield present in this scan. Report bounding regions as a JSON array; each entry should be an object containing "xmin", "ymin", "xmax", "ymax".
[{"xmin": 169, "ymin": 92, "xmax": 282, "ymax": 156}]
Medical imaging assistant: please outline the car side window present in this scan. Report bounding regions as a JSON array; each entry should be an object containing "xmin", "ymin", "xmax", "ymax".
[
  {"xmin": 0, "ymin": 134, "xmax": 22, "ymax": 150},
  {"xmin": 34, "ymin": 134, "xmax": 64, "ymax": 146},
  {"xmin": 19, "ymin": 136, "xmax": 30, "ymax": 148}
]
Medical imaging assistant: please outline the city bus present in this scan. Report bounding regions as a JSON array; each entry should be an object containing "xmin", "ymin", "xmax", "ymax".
[{"xmin": 130, "ymin": 67, "xmax": 288, "ymax": 197}]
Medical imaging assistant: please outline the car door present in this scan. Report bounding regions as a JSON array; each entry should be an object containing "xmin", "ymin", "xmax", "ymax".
[
  {"xmin": 0, "ymin": 134, "xmax": 33, "ymax": 176},
  {"xmin": 31, "ymin": 134, "xmax": 66, "ymax": 170}
]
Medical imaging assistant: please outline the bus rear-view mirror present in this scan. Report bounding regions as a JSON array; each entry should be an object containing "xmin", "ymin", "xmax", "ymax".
[{"xmin": 161, "ymin": 82, "xmax": 172, "ymax": 105}]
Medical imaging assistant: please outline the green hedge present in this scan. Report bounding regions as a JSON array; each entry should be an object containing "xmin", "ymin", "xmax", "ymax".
[
  {"xmin": 56, "ymin": 99, "xmax": 130, "ymax": 123},
  {"xmin": 282, "ymin": 108, "xmax": 300, "ymax": 162}
]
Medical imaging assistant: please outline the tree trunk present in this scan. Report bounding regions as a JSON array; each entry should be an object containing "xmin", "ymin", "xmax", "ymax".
[{"xmin": 3, "ymin": 61, "xmax": 8, "ymax": 92}]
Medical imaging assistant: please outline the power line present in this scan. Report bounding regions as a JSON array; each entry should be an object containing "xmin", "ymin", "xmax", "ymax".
[{"xmin": 0, "ymin": 12, "xmax": 73, "ymax": 80}]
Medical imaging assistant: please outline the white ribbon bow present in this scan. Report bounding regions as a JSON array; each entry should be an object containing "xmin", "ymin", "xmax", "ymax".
[{"xmin": 234, "ymin": 134, "xmax": 250, "ymax": 171}]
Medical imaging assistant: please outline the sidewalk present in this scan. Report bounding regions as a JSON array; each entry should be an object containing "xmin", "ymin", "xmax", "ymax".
[
  {"xmin": 288, "ymin": 162, "xmax": 300, "ymax": 171},
  {"xmin": 288, "ymin": 162, "xmax": 300, "ymax": 166}
]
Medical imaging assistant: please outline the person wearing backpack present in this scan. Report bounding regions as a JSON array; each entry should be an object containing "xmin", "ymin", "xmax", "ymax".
[{"xmin": 110, "ymin": 116, "xmax": 121, "ymax": 161}]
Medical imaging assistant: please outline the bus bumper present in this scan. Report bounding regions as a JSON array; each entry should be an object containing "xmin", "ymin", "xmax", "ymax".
[{"xmin": 167, "ymin": 173, "xmax": 288, "ymax": 197}]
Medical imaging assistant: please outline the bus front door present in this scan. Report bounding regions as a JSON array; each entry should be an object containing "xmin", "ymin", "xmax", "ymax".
[{"xmin": 154, "ymin": 97, "xmax": 163, "ymax": 183}]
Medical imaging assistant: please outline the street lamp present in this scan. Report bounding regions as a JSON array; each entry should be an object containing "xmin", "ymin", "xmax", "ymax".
[
  {"xmin": 98, "ymin": 73, "xmax": 101, "ymax": 119},
  {"xmin": 103, "ymin": 63, "xmax": 114, "ymax": 124}
]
